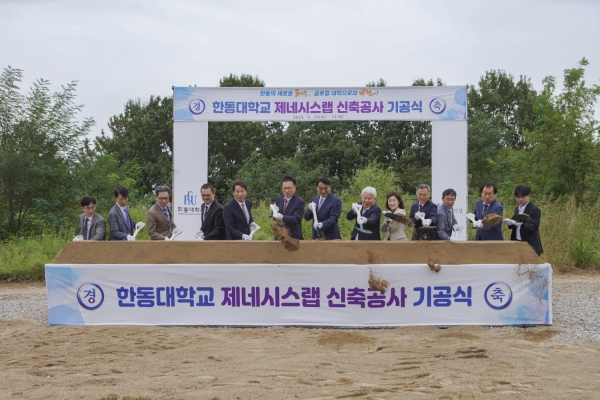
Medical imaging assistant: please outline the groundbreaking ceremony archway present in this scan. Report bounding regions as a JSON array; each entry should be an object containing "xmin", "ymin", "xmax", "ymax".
[{"xmin": 172, "ymin": 85, "xmax": 469, "ymax": 241}]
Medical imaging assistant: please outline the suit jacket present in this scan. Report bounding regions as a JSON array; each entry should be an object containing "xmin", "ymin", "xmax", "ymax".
[
  {"xmin": 223, "ymin": 199, "xmax": 254, "ymax": 240},
  {"xmin": 347, "ymin": 202, "xmax": 382, "ymax": 240},
  {"xmin": 79, "ymin": 213, "xmax": 106, "ymax": 241},
  {"xmin": 108, "ymin": 203, "xmax": 137, "ymax": 241},
  {"xmin": 146, "ymin": 202, "xmax": 176, "ymax": 240},
  {"xmin": 201, "ymin": 201, "xmax": 226, "ymax": 240},
  {"xmin": 473, "ymin": 199, "xmax": 504, "ymax": 240},
  {"xmin": 304, "ymin": 194, "xmax": 342, "ymax": 240},
  {"xmin": 437, "ymin": 204, "xmax": 457, "ymax": 240},
  {"xmin": 409, "ymin": 201, "xmax": 438, "ymax": 240},
  {"xmin": 381, "ymin": 208, "xmax": 408, "ymax": 240},
  {"xmin": 275, "ymin": 194, "xmax": 304, "ymax": 240},
  {"xmin": 508, "ymin": 202, "xmax": 543, "ymax": 255}
]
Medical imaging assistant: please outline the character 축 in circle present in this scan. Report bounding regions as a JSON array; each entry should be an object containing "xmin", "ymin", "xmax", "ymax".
[
  {"xmin": 429, "ymin": 98, "xmax": 446, "ymax": 114},
  {"xmin": 484, "ymin": 282, "xmax": 512, "ymax": 310}
]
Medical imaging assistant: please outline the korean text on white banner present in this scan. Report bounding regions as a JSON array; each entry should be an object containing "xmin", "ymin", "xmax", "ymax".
[
  {"xmin": 46, "ymin": 263, "xmax": 551, "ymax": 326},
  {"xmin": 173, "ymin": 86, "xmax": 467, "ymax": 123}
]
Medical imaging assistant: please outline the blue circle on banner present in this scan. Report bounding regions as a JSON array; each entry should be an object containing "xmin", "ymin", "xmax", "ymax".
[
  {"xmin": 77, "ymin": 283, "xmax": 105, "ymax": 310},
  {"xmin": 189, "ymin": 99, "xmax": 205, "ymax": 115},
  {"xmin": 484, "ymin": 282, "xmax": 512, "ymax": 310},
  {"xmin": 429, "ymin": 98, "xmax": 446, "ymax": 114}
]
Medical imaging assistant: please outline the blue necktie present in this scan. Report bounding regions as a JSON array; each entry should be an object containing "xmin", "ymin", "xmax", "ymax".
[
  {"xmin": 483, "ymin": 204, "xmax": 489, "ymax": 214},
  {"xmin": 162, "ymin": 207, "xmax": 170, "ymax": 223},
  {"xmin": 124, "ymin": 207, "xmax": 131, "ymax": 231},
  {"xmin": 83, "ymin": 217, "xmax": 89, "ymax": 240}
]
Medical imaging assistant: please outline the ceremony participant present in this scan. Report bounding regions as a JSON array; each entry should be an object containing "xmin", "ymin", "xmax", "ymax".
[
  {"xmin": 108, "ymin": 186, "xmax": 137, "ymax": 241},
  {"xmin": 468, "ymin": 183, "xmax": 503, "ymax": 240},
  {"xmin": 304, "ymin": 177, "xmax": 342, "ymax": 240},
  {"xmin": 79, "ymin": 196, "xmax": 106, "ymax": 241},
  {"xmin": 503, "ymin": 184, "xmax": 543, "ymax": 255},
  {"xmin": 223, "ymin": 180, "xmax": 258, "ymax": 240},
  {"xmin": 146, "ymin": 185, "xmax": 176, "ymax": 240},
  {"xmin": 346, "ymin": 186, "xmax": 381, "ymax": 240},
  {"xmin": 437, "ymin": 189, "xmax": 461, "ymax": 240},
  {"xmin": 272, "ymin": 175, "xmax": 304, "ymax": 240},
  {"xmin": 381, "ymin": 191, "xmax": 408, "ymax": 241},
  {"xmin": 199, "ymin": 183, "xmax": 226, "ymax": 240},
  {"xmin": 409, "ymin": 184, "xmax": 438, "ymax": 240}
]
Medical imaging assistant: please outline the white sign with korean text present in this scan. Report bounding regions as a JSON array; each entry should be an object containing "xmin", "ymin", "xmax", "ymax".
[
  {"xmin": 173, "ymin": 86, "xmax": 467, "ymax": 122},
  {"xmin": 46, "ymin": 263, "xmax": 551, "ymax": 326}
]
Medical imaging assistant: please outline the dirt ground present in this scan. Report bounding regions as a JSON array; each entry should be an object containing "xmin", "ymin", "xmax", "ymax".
[{"xmin": 1, "ymin": 274, "xmax": 599, "ymax": 400}]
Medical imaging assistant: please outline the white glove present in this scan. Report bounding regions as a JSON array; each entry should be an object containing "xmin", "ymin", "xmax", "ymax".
[
  {"xmin": 450, "ymin": 237, "xmax": 459, "ymax": 241},
  {"xmin": 422, "ymin": 219, "xmax": 431, "ymax": 227},
  {"xmin": 385, "ymin": 217, "xmax": 392, "ymax": 224},
  {"xmin": 357, "ymin": 216, "xmax": 367, "ymax": 225},
  {"xmin": 250, "ymin": 222, "xmax": 258, "ymax": 229},
  {"xmin": 473, "ymin": 220, "xmax": 483, "ymax": 228},
  {"xmin": 453, "ymin": 224, "xmax": 461, "ymax": 232},
  {"xmin": 242, "ymin": 234, "xmax": 251, "ymax": 240},
  {"xmin": 466, "ymin": 213, "xmax": 476, "ymax": 223},
  {"xmin": 272, "ymin": 211, "xmax": 283, "ymax": 220},
  {"xmin": 270, "ymin": 204, "xmax": 279, "ymax": 213},
  {"xmin": 73, "ymin": 235, "xmax": 84, "ymax": 242},
  {"xmin": 503, "ymin": 218, "xmax": 515, "ymax": 226},
  {"xmin": 197, "ymin": 238, "xmax": 204, "ymax": 241},
  {"xmin": 135, "ymin": 222, "xmax": 145, "ymax": 230},
  {"xmin": 308, "ymin": 202, "xmax": 316, "ymax": 211},
  {"xmin": 127, "ymin": 235, "xmax": 135, "ymax": 241},
  {"xmin": 314, "ymin": 222, "xmax": 323, "ymax": 229},
  {"xmin": 164, "ymin": 237, "xmax": 169, "ymax": 240},
  {"xmin": 414, "ymin": 211, "xmax": 425, "ymax": 221}
]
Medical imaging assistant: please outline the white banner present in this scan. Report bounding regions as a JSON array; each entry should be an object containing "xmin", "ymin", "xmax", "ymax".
[
  {"xmin": 46, "ymin": 263, "xmax": 551, "ymax": 326},
  {"xmin": 173, "ymin": 86, "xmax": 467, "ymax": 122}
]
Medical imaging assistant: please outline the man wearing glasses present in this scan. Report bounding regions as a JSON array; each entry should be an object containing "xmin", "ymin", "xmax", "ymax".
[
  {"xmin": 146, "ymin": 185, "xmax": 177, "ymax": 240},
  {"xmin": 198, "ymin": 183, "xmax": 226, "ymax": 240},
  {"xmin": 79, "ymin": 196, "xmax": 106, "ymax": 241},
  {"xmin": 272, "ymin": 175, "xmax": 304, "ymax": 240}
]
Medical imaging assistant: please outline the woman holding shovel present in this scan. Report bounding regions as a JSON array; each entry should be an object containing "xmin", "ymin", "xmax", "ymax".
[{"xmin": 381, "ymin": 191, "xmax": 408, "ymax": 241}]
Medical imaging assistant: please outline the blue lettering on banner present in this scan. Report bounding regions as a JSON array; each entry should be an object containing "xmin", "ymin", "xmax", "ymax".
[{"xmin": 183, "ymin": 191, "xmax": 197, "ymax": 205}]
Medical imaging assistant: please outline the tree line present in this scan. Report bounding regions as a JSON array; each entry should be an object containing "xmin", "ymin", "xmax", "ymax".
[{"xmin": 1, "ymin": 59, "xmax": 599, "ymax": 239}]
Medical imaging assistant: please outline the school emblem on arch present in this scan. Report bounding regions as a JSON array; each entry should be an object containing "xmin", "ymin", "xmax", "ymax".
[
  {"xmin": 484, "ymin": 282, "xmax": 512, "ymax": 310},
  {"xmin": 429, "ymin": 98, "xmax": 446, "ymax": 114},
  {"xmin": 77, "ymin": 282, "xmax": 105, "ymax": 310},
  {"xmin": 189, "ymin": 99, "xmax": 206, "ymax": 115}
]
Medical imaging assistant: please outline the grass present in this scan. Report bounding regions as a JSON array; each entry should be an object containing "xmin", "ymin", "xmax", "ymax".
[{"xmin": 1, "ymin": 196, "xmax": 598, "ymax": 281}]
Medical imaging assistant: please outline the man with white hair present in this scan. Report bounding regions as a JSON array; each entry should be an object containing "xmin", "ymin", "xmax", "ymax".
[
  {"xmin": 409, "ymin": 184, "xmax": 438, "ymax": 240},
  {"xmin": 346, "ymin": 186, "xmax": 382, "ymax": 240}
]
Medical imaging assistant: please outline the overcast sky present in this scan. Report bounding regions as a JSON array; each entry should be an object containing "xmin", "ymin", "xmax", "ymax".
[{"xmin": 2, "ymin": 0, "xmax": 599, "ymax": 138}]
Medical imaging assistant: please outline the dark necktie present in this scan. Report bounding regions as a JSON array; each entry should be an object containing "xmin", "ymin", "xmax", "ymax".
[
  {"xmin": 83, "ymin": 217, "xmax": 89, "ymax": 240},
  {"xmin": 124, "ymin": 207, "xmax": 131, "ymax": 231},
  {"xmin": 162, "ymin": 206, "xmax": 170, "ymax": 223},
  {"xmin": 483, "ymin": 204, "xmax": 489, "ymax": 214},
  {"xmin": 283, "ymin": 198, "xmax": 288, "ymax": 214},
  {"xmin": 203, "ymin": 205, "xmax": 209, "ymax": 222}
]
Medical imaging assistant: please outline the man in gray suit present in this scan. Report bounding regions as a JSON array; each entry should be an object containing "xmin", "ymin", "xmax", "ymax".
[
  {"xmin": 146, "ymin": 185, "xmax": 176, "ymax": 240},
  {"xmin": 79, "ymin": 196, "xmax": 106, "ymax": 240},
  {"xmin": 436, "ymin": 189, "xmax": 461, "ymax": 240},
  {"xmin": 108, "ymin": 186, "xmax": 137, "ymax": 241}
]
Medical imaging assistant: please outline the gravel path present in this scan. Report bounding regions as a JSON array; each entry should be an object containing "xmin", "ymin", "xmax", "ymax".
[{"xmin": 2, "ymin": 277, "xmax": 599, "ymax": 344}]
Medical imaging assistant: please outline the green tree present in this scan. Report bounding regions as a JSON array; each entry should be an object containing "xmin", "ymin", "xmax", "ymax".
[
  {"xmin": 96, "ymin": 95, "xmax": 173, "ymax": 196},
  {"xmin": 0, "ymin": 66, "xmax": 94, "ymax": 237}
]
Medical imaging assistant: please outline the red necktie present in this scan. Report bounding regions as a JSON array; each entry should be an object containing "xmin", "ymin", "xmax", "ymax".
[{"xmin": 241, "ymin": 203, "xmax": 249, "ymax": 224}]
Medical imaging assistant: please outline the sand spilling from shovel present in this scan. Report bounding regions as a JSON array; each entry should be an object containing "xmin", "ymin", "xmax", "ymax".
[
  {"xmin": 368, "ymin": 271, "xmax": 389, "ymax": 293},
  {"xmin": 271, "ymin": 221, "xmax": 300, "ymax": 252},
  {"xmin": 482, "ymin": 213, "xmax": 502, "ymax": 227}
]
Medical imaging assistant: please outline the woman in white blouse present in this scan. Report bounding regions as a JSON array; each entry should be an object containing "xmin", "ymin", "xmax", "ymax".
[{"xmin": 381, "ymin": 191, "xmax": 408, "ymax": 241}]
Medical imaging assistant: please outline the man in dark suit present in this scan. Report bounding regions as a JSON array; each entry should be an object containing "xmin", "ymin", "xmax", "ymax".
[
  {"xmin": 199, "ymin": 183, "xmax": 226, "ymax": 240},
  {"xmin": 108, "ymin": 186, "xmax": 137, "ymax": 241},
  {"xmin": 79, "ymin": 196, "xmax": 106, "ymax": 241},
  {"xmin": 503, "ymin": 184, "xmax": 543, "ymax": 255},
  {"xmin": 304, "ymin": 177, "xmax": 342, "ymax": 240},
  {"xmin": 146, "ymin": 185, "xmax": 176, "ymax": 240},
  {"xmin": 346, "ymin": 186, "xmax": 382, "ymax": 240},
  {"xmin": 467, "ymin": 183, "xmax": 504, "ymax": 240},
  {"xmin": 223, "ymin": 180, "xmax": 258, "ymax": 240},
  {"xmin": 272, "ymin": 175, "xmax": 304, "ymax": 240},
  {"xmin": 409, "ymin": 184, "xmax": 438, "ymax": 240}
]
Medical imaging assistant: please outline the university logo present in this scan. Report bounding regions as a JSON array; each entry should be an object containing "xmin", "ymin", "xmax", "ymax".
[
  {"xmin": 189, "ymin": 99, "xmax": 206, "ymax": 115},
  {"xmin": 77, "ymin": 283, "xmax": 105, "ymax": 310},
  {"xmin": 429, "ymin": 98, "xmax": 446, "ymax": 114},
  {"xmin": 484, "ymin": 282, "xmax": 512, "ymax": 310},
  {"xmin": 183, "ymin": 191, "xmax": 197, "ymax": 205}
]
